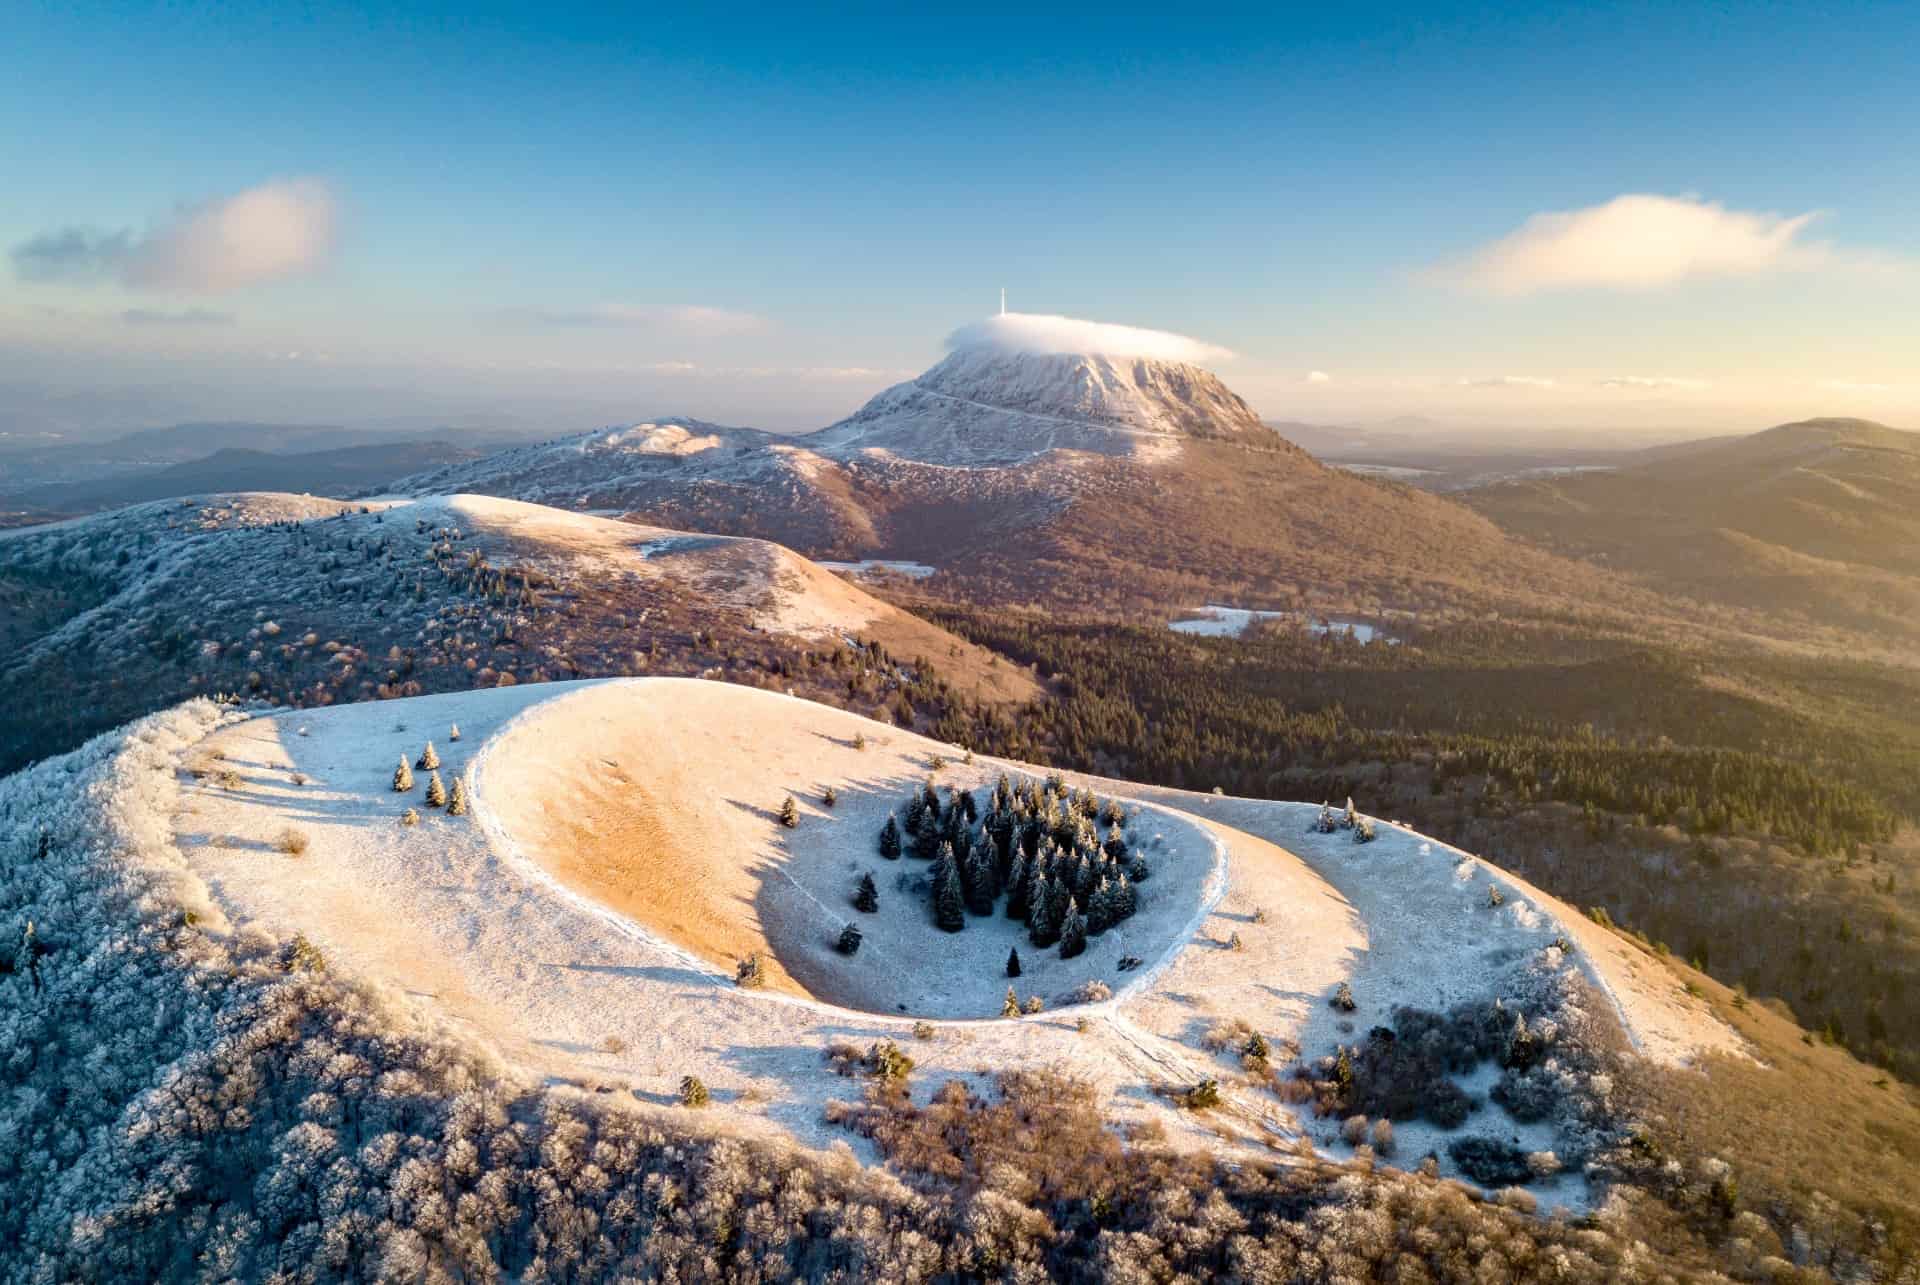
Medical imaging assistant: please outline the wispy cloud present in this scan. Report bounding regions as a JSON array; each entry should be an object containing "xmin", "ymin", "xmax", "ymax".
[
  {"xmin": 11, "ymin": 228, "xmax": 133, "ymax": 282},
  {"xmin": 10, "ymin": 178, "xmax": 339, "ymax": 293},
  {"xmin": 1305, "ymin": 369, "xmax": 1332, "ymax": 384},
  {"xmin": 1596, "ymin": 375, "xmax": 1711, "ymax": 390},
  {"xmin": 516, "ymin": 303, "xmax": 769, "ymax": 336},
  {"xmin": 121, "ymin": 306, "xmax": 235, "ymax": 326},
  {"xmin": 1818, "ymin": 378, "xmax": 1893, "ymax": 394},
  {"xmin": 1458, "ymin": 374, "xmax": 1556, "ymax": 389},
  {"xmin": 1426, "ymin": 194, "xmax": 1900, "ymax": 294}
]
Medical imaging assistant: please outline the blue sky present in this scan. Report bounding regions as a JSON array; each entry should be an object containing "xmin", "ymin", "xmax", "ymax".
[{"xmin": 4, "ymin": 1, "xmax": 1917, "ymax": 437}]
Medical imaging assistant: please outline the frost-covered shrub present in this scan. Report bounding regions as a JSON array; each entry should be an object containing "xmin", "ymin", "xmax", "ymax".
[
  {"xmin": 1066, "ymin": 979, "xmax": 1111, "ymax": 1005},
  {"xmin": 735, "ymin": 952, "xmax": 768, "ymax": 988},
  {"xmin": 678, "ymin": 1074, "xmax": 710, "ymax": 1107},
  {"xmin": 274, "ymin": 828, "xmax": 310, "ymax": 856},
  {"xmin": 1182, "ymin": 1079, "xmax": 1222, "ymax": 1110}
]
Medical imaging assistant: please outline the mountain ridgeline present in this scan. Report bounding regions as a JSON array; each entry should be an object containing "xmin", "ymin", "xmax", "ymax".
[{"xmin": 389, "ymin": 343, "xmax": 1646, "ymax": 625}]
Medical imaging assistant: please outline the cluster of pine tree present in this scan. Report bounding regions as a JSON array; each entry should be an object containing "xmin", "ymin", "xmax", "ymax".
[{"xmin": 878, "ymin": 772, "xmax": 1144, "ymax": 958}]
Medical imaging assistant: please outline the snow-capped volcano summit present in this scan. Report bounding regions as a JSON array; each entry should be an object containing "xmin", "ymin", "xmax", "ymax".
[{"xmin": 813, "ymin": 312, "xmax": 1270, "ymax": 463}]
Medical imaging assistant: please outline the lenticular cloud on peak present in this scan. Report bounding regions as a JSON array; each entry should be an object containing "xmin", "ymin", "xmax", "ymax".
[{"xmin": 945, "ymin": 312, "xmax": 1233, "ymax": 365}]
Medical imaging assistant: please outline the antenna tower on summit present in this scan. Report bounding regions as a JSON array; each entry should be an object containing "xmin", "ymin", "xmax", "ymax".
[{"xmin": 1000, "ymin": 287, "xmax": 1006, "ymax": 316}]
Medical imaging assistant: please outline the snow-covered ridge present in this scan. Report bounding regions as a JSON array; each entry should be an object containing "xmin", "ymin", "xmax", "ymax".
[{"xmin": 142, "ymin": 677, "xmax": 1741, "ymax": 1191}]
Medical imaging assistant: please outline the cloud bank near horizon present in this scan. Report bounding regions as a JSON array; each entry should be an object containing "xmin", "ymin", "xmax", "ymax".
[
  {"xmin": 1427, "ymin": 193, "xmax": 1900, "ymax": 294},
  {"xmin": 946, "ymin": 312, "xmax": 1233, "ymax": 364},
  {"xmin": 10, "ymin": 178, "xmax": 339, "ymax": 294}
]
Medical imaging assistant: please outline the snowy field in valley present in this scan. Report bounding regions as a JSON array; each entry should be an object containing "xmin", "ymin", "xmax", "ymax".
[
  {"xmin": 1168, "ymin": 604, "xmax": 1399, "ymax": 644},
  {"xmin": 151, "ymin": 677, "xmax": 1740, "ymax": 1199},
  {"xmin": 815, "ymin": 559, "xmax": 938, "ymax": 580}
]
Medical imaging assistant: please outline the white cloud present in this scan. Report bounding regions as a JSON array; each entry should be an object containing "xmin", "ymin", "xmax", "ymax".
[
  {"xmin": 946, "ymin": 311, "xmax": 1232, "ymax": 364},
  {"xmin": 1596, "ymin": 375, "xmax": 1712, "ymax": 390},
  {"xmin": 1427, "ymin": 194, "xmax": 1884, "ymax": 294},
  {"xmin": 125, "ymin": 178, "xmax": 339, "ymax": 292},
  {"xmin": 522, "ymin": 303, "xmax": 768, "ymax": 336},
  {"xmin": 1818, "ymin": 378, "xmax": 1892, "ymax": 394},
  {"xmin": 11, "ymin": 178, "xmax": 339, "ymax": 293},
  {"xmin": 1458, "ymin": 374, "xmax": 1557, "ymax": 389},
  {"xmin": 1305, "ymin": 369, "xmax": 1332, "ymax": 384}
]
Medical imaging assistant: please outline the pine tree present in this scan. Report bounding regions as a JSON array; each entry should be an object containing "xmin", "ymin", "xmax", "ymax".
[
  {"xmin": 1071, "ymin": 852, "xmax": 1094, "ymax": 901},
  {"xmin": 1059, "ymin": 899, "xmax": 1088, "ymax": 959},
  {"xmin": 1006, "ymin": 947, "xmax": 1022, "ymax": 978},
  {"xmin": 912, "ymin": 809, "xmax": 944, "ymax": 860},
  {"xmin": 837, "ymin": 923, "xmax": 863, "ymax": 955},
  {"xmin": 1003, "ymin": 986, "xmax": 1022, "ymax": 1017},
  {"xmin": 424, "ymin": 770, "xmax": 447, "ymax": 808},
  {"xmin": 416, "ymin": 741, "xmax": 440, "ymax": 771},
  {"xmin": 449, "ymin": 723, "xmax": 461, "ymax": 742},
  {"xmin": 878, "ymin": 815, "xmax": 902, "ymax": 859},
  {"xmin": 903, "ymin": 797, "xmax": 926, "ymax": 837},
  {"xmin": 779, "ymin": 796, "xmax": 799, "ymax": 828},
  {"xmin": 1004, "ymin": 850, "xmax": 1031, "ymax": 920},
  {"xmin": 931, "ymin": 844, "xmax": 966, "ymax": 932},
  {"xmin": 962, "ymin": 840, "xmax": 996, "ymax": 916},
  {"xmin": 16, "ymin": 921, "xmax": 40, "ymax": 996},
  {"xmin": 1087, "ymin": 876, "xmax": 1114, "ymax": 934},
  {"xmin": 392, "ymin": 756, "xmax": 414, "ymax": 792},
  {"xmin": 822, "ymin": 785, "xmax": 838, "ymax": 809},
  {"xmin": 446, "ymin": 775, "xmax": 468, "ymax": 816},
  {"xmin": 855, "ymin": 872, "xmax": 879, "ymax": 913},
  {"xmin": 959, "ymin": 790, "xmax": 978, "ymax": 824},
  {"xmin": 1028, "ymin": 876, "xmax": 1057, "ymax": 947},
  {"xmin": 1113, "ymin": 872, "xmax": 1137, "ymax": 922}
]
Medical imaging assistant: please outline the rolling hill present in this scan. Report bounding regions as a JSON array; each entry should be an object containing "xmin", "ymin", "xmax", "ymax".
[
  {"xmin": 0, "ymin": 491, "xmax": 1035, "ymax": 777},
  {"xmin": 1465, "ymin": 417, "xmax": 1920, "ymax": 642}
]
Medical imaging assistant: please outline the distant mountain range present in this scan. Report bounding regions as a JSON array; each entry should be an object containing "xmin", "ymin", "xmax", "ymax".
[{"xmin": 0, "ymin": 421, "xmax": 532, "ymax": 517}]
